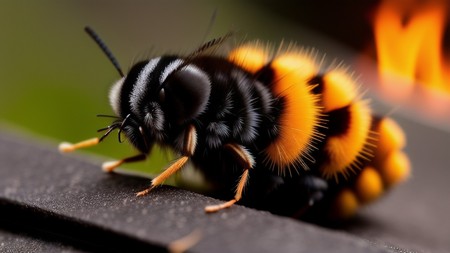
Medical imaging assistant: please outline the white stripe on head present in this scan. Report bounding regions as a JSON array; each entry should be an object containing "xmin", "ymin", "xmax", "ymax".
[
  {"xmin": 109, "ymin": 77, "xmax": 125, "ymax": 116},
  {"xmin": 130, "ymin": 58, "xmax": 160, "ymax": 115},
  {"xmin": 159, "ymin": 59, "xmax": 184, "ymax": 84}
]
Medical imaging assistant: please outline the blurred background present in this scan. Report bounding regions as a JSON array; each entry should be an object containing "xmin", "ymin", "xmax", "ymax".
[{"xmin": 1, "ymin": 0, "xmax": 450, "ymax": 174}]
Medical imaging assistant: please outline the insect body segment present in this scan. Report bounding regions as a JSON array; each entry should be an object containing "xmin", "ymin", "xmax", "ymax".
[
  {"xmin": 260, "ymin": 54, "xmax": 323, "ymax": 174},
  {"xmin": 229, "ymin": 46, "xmax": 373, "ymax": 180},
  {"xmin": 59, "ymin": 29, "xmax": 410, "ymax": 220},
  {"xmin": 227, "ymin": 45, "xmax": 410, "ymax": 219},
  {"xmin": 329, "ymin": 117, "xmax": 410, "ymax": 219}
]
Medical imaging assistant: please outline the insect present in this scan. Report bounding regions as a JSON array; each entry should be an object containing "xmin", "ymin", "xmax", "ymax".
[{"xmin": 59, "ymin": 27, "xmax": 410, "ymax": 220}]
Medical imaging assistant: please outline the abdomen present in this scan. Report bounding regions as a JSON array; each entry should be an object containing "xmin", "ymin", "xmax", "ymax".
[{"xmin": 188, "ymin": 46, "xmax": 410, "ymax": 220}]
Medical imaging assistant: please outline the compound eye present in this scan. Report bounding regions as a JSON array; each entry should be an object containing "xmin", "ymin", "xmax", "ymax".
[
  {"xmin": 163, "ymin": 65, "xmax": 211, "ymax": 124},
  {"xmin": 159, "ymin": 88, "xmax": 165, "ymax": 103}
]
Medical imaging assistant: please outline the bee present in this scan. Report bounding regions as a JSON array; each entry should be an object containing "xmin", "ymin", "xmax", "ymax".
[{"xmin": 59, "ymin": 27, "xmax": 410, "ymax": 220}]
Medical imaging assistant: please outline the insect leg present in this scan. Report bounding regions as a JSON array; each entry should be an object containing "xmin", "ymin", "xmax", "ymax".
[
  {"xmin": 136, "ymin": 125, "xmax": 197, "ymax": 197},
  {"xmin": 58, "ymin": 137, "xmax": 100, "ymax": 153},
  {"xmin": 204, "ymin": 144, "xmax": 254, "ymax": 213},
  {"xmin": 101, "ymin": 153, "xmax": 147, "ymax": 172}
]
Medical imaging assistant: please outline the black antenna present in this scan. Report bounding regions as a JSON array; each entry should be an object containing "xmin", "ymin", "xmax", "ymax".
[{"xmin": 84, "ymin": 26, "xmax": 124, "ymax": 77}]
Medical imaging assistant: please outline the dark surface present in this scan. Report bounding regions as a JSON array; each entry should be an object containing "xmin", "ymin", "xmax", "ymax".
[
  {"xmin": 0, "ymin": 228, "xmax": 85, "ymax": 253},
  {"xmin": 0, "ymin": 132, "xmax": 386, "ymax": 253},
  {"xmin": 0, "ymin": 114, "xmax": 449, "ymax": 253}
]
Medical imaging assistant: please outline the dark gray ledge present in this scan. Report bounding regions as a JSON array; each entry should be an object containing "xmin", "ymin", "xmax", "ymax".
[
  {"xmin": 0, "ymin": 114, "xmax": 449, "ymax": 253},
  {"xmin": 0, "ymin": 132, "xmax": 382, "ymax": 253}
]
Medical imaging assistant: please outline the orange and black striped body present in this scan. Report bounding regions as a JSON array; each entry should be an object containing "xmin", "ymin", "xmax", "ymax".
[
  {"xmin": 111, "ymin": 44, "xmax": 410, "ymax": 220},
  {"xmin": 190, "ymin": 44, "xmax": 411, "ymax": 220},
  {"xmin": 62, "ymin": 29, "xmax": 410, "ymax": 221}
]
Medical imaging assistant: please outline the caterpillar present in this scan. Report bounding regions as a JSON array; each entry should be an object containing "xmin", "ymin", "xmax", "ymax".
[{"xmin": 59, "ymin": 27, "xmax": 410, "ymax": 220}]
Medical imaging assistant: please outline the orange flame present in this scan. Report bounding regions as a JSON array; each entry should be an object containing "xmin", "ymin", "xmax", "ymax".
[{"xmin": 374, "ymin": 0, "xmax": 450, "ymax": 99}]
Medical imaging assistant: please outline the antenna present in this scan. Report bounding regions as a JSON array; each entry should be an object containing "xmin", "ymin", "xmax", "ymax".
[{"xmin": 84, "ymin": 26, "xmax": 124, "ymax": 77}]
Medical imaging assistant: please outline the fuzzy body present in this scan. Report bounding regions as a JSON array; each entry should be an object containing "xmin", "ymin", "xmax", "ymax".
[{"xmin": 108, "ymin": 44, "xmax": 410, "ymax": 220}]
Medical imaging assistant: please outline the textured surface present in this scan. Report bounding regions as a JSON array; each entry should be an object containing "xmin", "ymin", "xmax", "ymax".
[
  {"xmin": 0, "ymin": 132, "xmax": 386, "ymax": 253},
  {"xmin": 0, "ymin": 228, "xmax": 84, "ymax": 253},
  {"xmin": 0, "ymin": 114, "xmax": 449, "ymax": 253}
]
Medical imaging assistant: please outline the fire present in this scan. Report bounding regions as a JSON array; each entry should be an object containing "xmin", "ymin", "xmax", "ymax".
[{"xmin": 373, "ymin": 0, "xmax": 450, "ymax": 99}]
